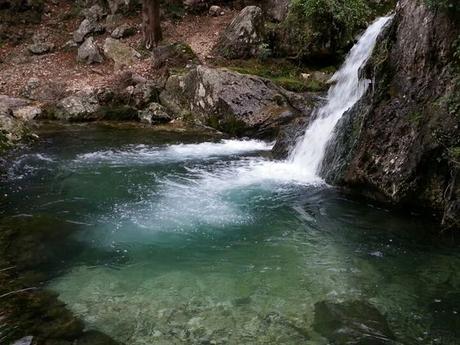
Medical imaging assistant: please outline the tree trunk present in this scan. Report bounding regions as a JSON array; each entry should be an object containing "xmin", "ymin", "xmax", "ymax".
[{"xmin": 142, "ymin": 0, "xmax": 162, "ymax": 49}]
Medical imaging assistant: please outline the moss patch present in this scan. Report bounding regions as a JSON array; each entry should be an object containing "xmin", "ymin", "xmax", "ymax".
[{"xmin": 223, "ymin": 59, "xmax": 332, "ymax": 92}]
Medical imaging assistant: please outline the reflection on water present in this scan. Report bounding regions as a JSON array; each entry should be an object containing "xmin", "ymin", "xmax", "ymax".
[{"xmin": 1, "ymin": 125, "xmax": 459, "ymax": 345}]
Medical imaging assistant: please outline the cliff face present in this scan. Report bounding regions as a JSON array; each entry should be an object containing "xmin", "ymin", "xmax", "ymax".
[{"xmin": 321, "ymin": 0, "xmax": 460, "ymax": 228}]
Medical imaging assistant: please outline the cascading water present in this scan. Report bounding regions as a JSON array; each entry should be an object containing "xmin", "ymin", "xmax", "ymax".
[{"xmin": 288, "ymin": 16, "xmax": 393, "ymax": 179}]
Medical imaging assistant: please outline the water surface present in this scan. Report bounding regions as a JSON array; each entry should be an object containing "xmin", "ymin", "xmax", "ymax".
[{"xmin": 1, "ymin": 124, "xmax": 459, "ymax": 345}]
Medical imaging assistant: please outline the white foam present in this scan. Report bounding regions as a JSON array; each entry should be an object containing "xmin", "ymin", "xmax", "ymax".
[{"xmin": 75, "ymin": 139, "xmax": 272, "ymax": 166}]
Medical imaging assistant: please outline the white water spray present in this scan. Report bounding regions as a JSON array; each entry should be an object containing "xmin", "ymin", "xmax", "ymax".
[{"xmin": 287, "ymin": 16, "xmax": 393, "ymax": 179}]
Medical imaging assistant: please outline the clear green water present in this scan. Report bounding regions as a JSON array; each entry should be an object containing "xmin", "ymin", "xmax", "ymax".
[{"xmin": 2, "ymin": 125, "xmax": 460, "ymax": 344}]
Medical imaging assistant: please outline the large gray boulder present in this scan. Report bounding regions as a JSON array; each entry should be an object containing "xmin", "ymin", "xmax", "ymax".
[
  {"xmin": 103, "ymin": 38, "xmax": 140, "ymax": 69},
  {"xmin": 0, "ymin": 96, "xmax": 37, "ymax": 147},
  {"xmin": 55, "ymin": 92, "xmax": 100, "ymax": 121},
  {"xmin": 139, "ymin": 102, "xmax": 172, "ymax": 125},
  {"xmin": 214, "ymin": 6, "xmax": 265, "ymax": 59},
  {"xmin": 73, "ymin": 18, "xmax": 104, "ymax": 44},
  {"xmin": 160, "ymin": 65, "xmax": 313, "ymax": 136},
  {"xmin": 77, "ymin": 37, "xmax": 103, "ymax": 64}
]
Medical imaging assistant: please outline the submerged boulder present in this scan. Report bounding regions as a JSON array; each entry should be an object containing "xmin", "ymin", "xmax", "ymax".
[
  {"xmin": 214, "ymin": 6, "xmax": 265, "ymax": 59},
  {"xmin": 160, "ymin": 65, "xmax": 314, "ymax": 136},
  {"xmin": 313, "ymin": 300, "xmax": 396, "ymax": 344}
]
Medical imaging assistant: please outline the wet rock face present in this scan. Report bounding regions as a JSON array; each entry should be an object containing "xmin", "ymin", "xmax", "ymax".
[
  {"xmin": 160, "ymin": 65, "xmax": 314, "ymax": 137},
  {"xmin": 214, "ymin": 6, "xmax": 265, "ymax": 59},
  {"xmin": 313, "ymin": 300, "xmax": 396, "ymax": 344},
  {"xmin": 320, "ymin": 0, "xmax": 460, "ymax": 228}
]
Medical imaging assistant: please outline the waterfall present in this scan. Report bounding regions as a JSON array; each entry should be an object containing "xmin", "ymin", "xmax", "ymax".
[{"xmin": 288, "ymin": 16, "xmax": 393, "ymax": 179}]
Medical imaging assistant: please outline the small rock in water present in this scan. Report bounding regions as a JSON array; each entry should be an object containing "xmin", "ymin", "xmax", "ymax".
[
  {"xmin": 313, "ymin": 300, "xmax": 396, "ymax": 344},
  {"xmin": 232, "ymin": 296, "xmax": 252, "ymax": 306}
]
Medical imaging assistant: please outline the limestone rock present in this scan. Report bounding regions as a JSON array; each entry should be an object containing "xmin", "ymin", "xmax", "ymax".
[
  {"xmin": 27, "ymin": 31, "xmax": 54, "ymax": 55},
  {"xmin": 28, "ymin": 42, "xmax": 53, "ymax": 54},
  {"xmin": 160, "ymin": 65, "xmax": 313, "ymax": 137},
  {"xmin": 139, "ymin": 102, "xmax": 172, "ymax": 124},
  {"xmin": 77, "ymin": 37, "xmax": 103, "ymax": 64},
  {"xmin": 55, "ymin": 92, "xmax": 100, "ymax": 121},
  {"xmin": 214, "ymin": 6, "xmax": 265, "ymax": 59},
  {"xmin": 73, "ymin": 18, "xmax": 104, "ymax": 44},
  {"xmin": 111, "ymin": 24, "xmax": 136, "ymax": 39},
  {"xmin": 81, "ymin": 4, "xmax": 106, "ymax": 20},
  {"xmin": 151, "ymin": 42, "xmax": 198, "ymax": 70},
  {"xmin": 106, "ymin": 0, "xmax": 138, "ymax": 14},
  {"xmin": 209, "ymin": 5, "xmax": 223, "ymax": 17},
  {"xmin": 103, "ymin": 37, "xmax": 140, "ymax": 69},
  {"xmin": 0, "ymin": 96, "xmax": 34, "ymax": 146},
  {"xmin": 13, "ymin": 106, "xmax": 42, "ymax": 121}
]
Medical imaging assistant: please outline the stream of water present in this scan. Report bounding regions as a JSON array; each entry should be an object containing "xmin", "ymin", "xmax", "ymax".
[{"xmin": 1, "ymin": 125, "xmax": 459, "ymax": 345}]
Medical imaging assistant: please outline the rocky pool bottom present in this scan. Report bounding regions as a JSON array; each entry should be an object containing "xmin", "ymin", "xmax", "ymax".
[{"xmin": 1, "ymin": 124, "xmax": 460, "ymax": 345}]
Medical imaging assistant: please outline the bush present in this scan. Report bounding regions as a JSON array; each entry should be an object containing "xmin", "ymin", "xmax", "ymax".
[{"xmin": 275, "ymin": 0, "xmax": 374, "ymax": 63}]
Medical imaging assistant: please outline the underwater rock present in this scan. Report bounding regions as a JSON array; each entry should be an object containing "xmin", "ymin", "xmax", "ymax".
[
  {"xmin": 313, "ymin": 300, "xmax": 396, "ymax": 344},
  {"xmin": 11, "ymin": 336, "xmax": 33, "ymax": 345}
]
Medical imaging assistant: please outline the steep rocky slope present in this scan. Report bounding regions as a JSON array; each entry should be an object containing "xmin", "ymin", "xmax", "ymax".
[{"xmin": 321, "ymin": 0, "xmax": 460, "ymax": 228}]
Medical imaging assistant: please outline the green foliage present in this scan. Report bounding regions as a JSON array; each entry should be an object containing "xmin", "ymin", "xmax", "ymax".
[
  {"xmin": 408, "ymin": 111, "xmax": 424, "ymax": 124},
  {"xmin": 256, "ymin": 43, "xmax": 272, "ymax": 61},
  {"xmin": 291, "ymin": 0, "xmax": 371, "ymax": 51},
  {"xmin": 424, "ymin": 0, "xmax": 459, "ymax": 12}
]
